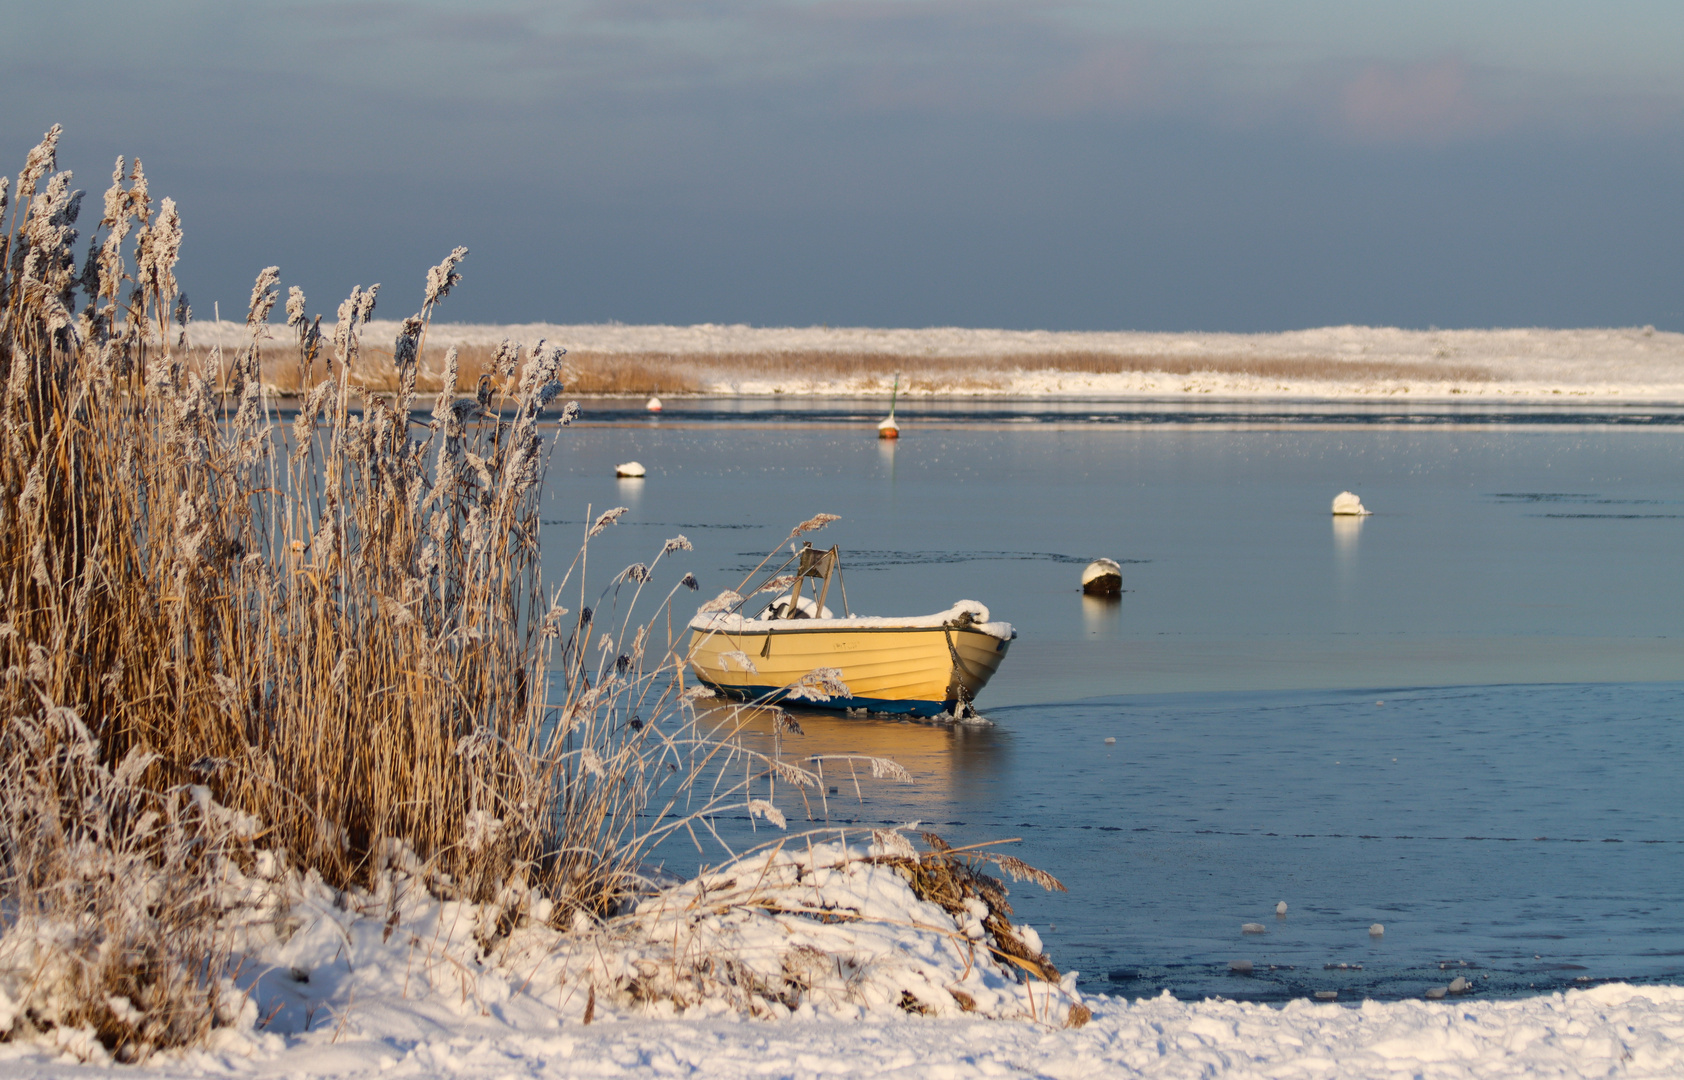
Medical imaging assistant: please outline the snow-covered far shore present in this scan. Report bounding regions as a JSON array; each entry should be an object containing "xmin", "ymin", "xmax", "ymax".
[
  {"xmin": 4, "ymin": 983, "xmax": 1679, "ymax": 1079},
  {"xmin": 186, "ymin": 321, "xmax": 1684, "ymax": 402}
]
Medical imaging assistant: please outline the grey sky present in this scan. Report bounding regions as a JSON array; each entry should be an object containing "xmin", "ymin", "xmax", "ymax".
[{"xmin": 6, "ymin": 1, "xmax": 1684, "ymax": 330}]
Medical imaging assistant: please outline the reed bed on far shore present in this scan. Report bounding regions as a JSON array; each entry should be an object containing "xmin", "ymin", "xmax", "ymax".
[{"xmin": 180, "ymin": 341, "xmax": 1496, "ymax": 397}]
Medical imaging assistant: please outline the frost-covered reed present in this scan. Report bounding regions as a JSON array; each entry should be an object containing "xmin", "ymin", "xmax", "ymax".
[
  {"xmin": 0, "ymin": 127, "xmax": 1074, "ymax": 1060},
  {"xmin": 0, "ymin": 126, "xmax": 897, "ymax": 1058}
]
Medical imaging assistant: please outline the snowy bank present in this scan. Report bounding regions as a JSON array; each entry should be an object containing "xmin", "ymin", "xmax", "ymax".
[
  {"xmin": 0, "ymin": 832, "xmax": 1084, "ymax": 1069},
  {"xmin": 3, "ymin": 829, "xmax": 1677, "ymax": 1079},
  {"xmin": 191, "ymin": 321, "xmax": 1684, "ymax": 402},
  {"xmin": 4, "ymin": 983, "xmax": 1680, "ymax": 1078}
]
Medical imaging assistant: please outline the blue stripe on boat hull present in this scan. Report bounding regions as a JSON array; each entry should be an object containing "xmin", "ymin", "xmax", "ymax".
[{"xmin": 700, "ymin": 681, "xmax": 952, "ymax": 718}]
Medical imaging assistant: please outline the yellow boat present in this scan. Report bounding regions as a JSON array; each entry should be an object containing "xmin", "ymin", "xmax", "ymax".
[{"xmin": 686, "ymin": 544, "xmax": 1014, "ymax": 718}]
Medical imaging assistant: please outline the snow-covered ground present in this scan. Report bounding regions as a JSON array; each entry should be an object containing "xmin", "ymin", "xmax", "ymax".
[
  {"xmin": 3, "ymin": 834, "xmax": 1681, "ymax": 1079},
  {"xmin": 192, "ymin": 321, "xmax": 1684, "ymax": 402},
  {"xmin": 5, "ymin": 983, "xmax": 1679, "ymax": 1078}
]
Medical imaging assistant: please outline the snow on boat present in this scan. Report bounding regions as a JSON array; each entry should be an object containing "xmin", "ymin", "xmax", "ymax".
[{"xmin": 687, "ymin": 544, "xmax": 1014, "ymax": 718}]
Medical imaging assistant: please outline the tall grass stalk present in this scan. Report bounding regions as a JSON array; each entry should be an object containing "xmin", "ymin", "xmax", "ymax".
[{"xmin": 0, "ymin": 126, "xmax": 894, "ymax": 1055}]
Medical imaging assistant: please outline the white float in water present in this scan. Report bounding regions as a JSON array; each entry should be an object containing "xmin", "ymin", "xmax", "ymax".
[
  {"xmin": 878, "ymin": 373, "xmax": 900, "ymax": 439},
  {"xmin": 1369, "ymin": 923, "xmax": 1385, "ymax": 936},
  {"xmin": 1241, "ymin": 923, "xmax": 1267, "ymax": 934},
  {"xmin": 1332, "ymin": 491, "xmax": 1372, "ymax": 516},
  {"xmin": 615, "ymin": 461, "xmax": 646, "ymax": 478},
  {"xmin": 1276, "ymin": 900, "xmax": 1288, "ymax": 916},
  {"xmin": 1081, "ymin": 558, "xmax": 1123, "ymax": 597},
  {"xmin": 646, "ymin": 396, "xmax": 663, "ymax": 412}
]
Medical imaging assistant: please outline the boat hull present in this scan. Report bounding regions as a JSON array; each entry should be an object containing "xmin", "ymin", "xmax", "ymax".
[{"xmin": 687, "ymin": 623, "xmax": 1011, "ymax": 717}]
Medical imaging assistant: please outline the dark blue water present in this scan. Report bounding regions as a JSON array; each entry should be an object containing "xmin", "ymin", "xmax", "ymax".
[
  {"xmin": 716, "ymin": 683, "xmax": 1684, "ymax": 1002},
  {"xmin": 538, "ymin": 400, "xmax": 1684, "ymax": 1000}
]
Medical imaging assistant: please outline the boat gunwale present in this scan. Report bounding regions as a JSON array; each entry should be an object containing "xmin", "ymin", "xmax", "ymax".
[{"xmin": 686, "ymin": 621, "xmax": 1014, "ymax": 641}]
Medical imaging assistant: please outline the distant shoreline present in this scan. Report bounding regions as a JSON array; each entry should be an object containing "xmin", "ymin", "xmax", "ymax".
[{"xmin": 189, "ymin": 321, "xmax": 1684, "ymax": 403}]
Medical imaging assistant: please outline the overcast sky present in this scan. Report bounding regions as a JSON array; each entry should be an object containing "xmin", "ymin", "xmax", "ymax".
[{"xmin": 7, "ymin": 1, "xmax": 1684, "ymax": 330}]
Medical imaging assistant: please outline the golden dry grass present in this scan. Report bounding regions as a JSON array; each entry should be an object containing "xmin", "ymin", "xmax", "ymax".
[
  {"xmin": 0, "ymin": 125, "xmax": 802, "ymax": 1056},
  {"xmin": 0, "ymin": 126, "xmax": 1085, "ymax": 1056},
  {"xmin": 190, "ymin": 344, "xmax": 1493, "ymax": 397}
]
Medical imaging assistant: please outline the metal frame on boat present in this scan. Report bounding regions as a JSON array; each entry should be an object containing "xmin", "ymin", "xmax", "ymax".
[{"xmin": 686, "ymin": 543, "xmax": 1015, "ymax": 718}]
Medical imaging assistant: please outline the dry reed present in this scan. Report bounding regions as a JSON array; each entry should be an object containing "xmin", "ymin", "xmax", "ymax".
[
  {"xmin": 180, "ymin": 343, "xmax": 1495, "ymax": 398},
  {"xmin": 0, "ymin": 125, "xmax": 872, "ymax": 1056},
  {"xmin": 0, "ymin": 126, "xmax": 1077, "ymax": 1056}
]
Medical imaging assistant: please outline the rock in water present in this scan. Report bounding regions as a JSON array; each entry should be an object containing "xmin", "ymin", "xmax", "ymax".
[
  {"xmin": 1315, "ymin": 990, "xmax": 1339, "ymax": 1001},
  {"xmin": 1425, "ymin": 987, "xmax": 1448, "ymax": 1000},
  {"xmin": 1276, "ymin": 900, "xmax": 1289, "ymax": 916},
  {"xmin": 1241, "ymin": 923, "xmax": 1267, "ymax": 934},
  {"xmin": 615, "ymin": 461, "xmax": 647, "ymax": 478},
  {"xmin": 1081, "ymin": 558, "xmax": 1123, "ymax": 596},
  {"xmin": 1229, "ymin": 960, "xmax": 1254, "ymax": 974},
  {"xmin": 1331, "ymin": 491, "xmax": 1372, "ymax": 516},
  {"xmin": 1448, "ymin": 976, "xmax": 1471, "ymax": 994}
]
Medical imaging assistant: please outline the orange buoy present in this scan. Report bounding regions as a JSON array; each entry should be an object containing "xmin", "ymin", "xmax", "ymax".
[{"xmin": 877, "ymin": 373, "xmax": 900, "ymax": 439}]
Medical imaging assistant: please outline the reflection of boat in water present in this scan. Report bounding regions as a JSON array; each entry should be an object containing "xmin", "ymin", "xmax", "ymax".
[
  {"xmin": 687, "ymin": 543, "xmax": 1015, "ymax": 717},
  {"xmin": 697, "ymin": 702, "xmax": 1005, "ymax": 808}
]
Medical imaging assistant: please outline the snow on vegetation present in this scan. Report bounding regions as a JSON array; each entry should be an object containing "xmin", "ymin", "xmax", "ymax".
[
  {"xmin": 0, "ymin": 124, "xmax": 1089, "ymax": 1075},
  {"xmin": 190, "ymin": 320, "xmax": 1684, "ymax": 401}
]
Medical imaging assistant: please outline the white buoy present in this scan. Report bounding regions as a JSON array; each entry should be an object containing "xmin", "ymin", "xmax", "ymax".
[
  {"xmin": 1369, "ymin": 923, "xmax": 1385, "ymax": 936},
  {"xmin": 1103, "ymin": 736, "xmax": 1116, "ymax": 745},
  {"xmin": 646, "ymin": 396, "xmax": 663, "ymax": 412},
  {"xmin": 615, "ymin": 461, "xmax": 646, "ymax": 478},
  {"xmin": 1331, "ymin": 491, "xmax": 1372, "ymax": 516},
  {"xmin": 1276, "ymin": 900, "xmax": 1288, "ymax": 916},
  {"xmin": 1081, "ymin": 557, "xmax": 1122, "ymax": 597}
]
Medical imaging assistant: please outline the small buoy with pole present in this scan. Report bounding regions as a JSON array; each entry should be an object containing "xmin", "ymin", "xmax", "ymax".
[
  {"xmin": 646, "ymin": 396, "xmax": 663, "ymax": 412},
  {"xmin": 877, "ymin": 373, "xmax": 900, "ymax": 439}
]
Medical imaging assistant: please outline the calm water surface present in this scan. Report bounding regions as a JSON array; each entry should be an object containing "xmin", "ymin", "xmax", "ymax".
[{"xmin": 538, "ymin": 400, "xmax": 1684, "ymax": 1001}]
